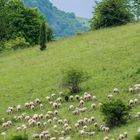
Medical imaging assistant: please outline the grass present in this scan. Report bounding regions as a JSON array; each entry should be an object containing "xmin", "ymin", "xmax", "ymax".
[{"xmin": 0, "ymin": 22, "xmax": 140, "ymax": 139}]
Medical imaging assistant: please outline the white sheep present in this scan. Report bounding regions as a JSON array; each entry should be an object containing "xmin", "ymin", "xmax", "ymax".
[
  {"xmin": 113, "ymin": 88, "xmax": 119, "ymax": 94},
  {"xmin": 16, "ymin": 105, "xmax": 21, "ymax": 112},
  {"xmin": 32, "ymin": 134, "xmax": 39, "ymax": 140}
]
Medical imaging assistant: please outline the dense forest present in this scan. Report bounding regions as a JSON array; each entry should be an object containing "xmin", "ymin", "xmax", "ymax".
[{"xmin": 23, "ymin": 0, "xmax": 88, "ymax": 38}]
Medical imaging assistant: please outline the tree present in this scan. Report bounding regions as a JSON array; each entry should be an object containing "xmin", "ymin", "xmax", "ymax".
[
  {"xmin": 131, "ymin": 0, "xmax": 140, "ymax": 21},
  {"xmin": 90, "ymin": 0, "xmax": 134, "ymax": 29},
  {"xmin": 61, "ymin": 68, "xmax": 89, "ymax": 94},
  {"xmin": 39, "ymin": 22, "xmax": 47, "ymax": 51},
  {"xmin": 101, "ymin": 99, "xmax": 131, "ymax": 128}
]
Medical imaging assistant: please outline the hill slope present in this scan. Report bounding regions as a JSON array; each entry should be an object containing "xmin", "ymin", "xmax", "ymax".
[
  {"xmin": 0, "ymin": 23, "xmax": 140, "ymax": 139},
  {"xmin": 23, "ymin": 0, "xmax": 88, "ymax": 38}
]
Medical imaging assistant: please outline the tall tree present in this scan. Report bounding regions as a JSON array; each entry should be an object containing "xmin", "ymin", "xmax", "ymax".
[
  {"xmin": 39, "ymin": 22, "xmax": 47, "ymax": 51},
  {"xmin": 90, "ymin": 0, "xmax": 134, "ymax": 29}
]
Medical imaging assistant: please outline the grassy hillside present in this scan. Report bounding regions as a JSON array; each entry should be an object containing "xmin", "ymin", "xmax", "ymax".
[{"xmin": 0, "ymin": 23, "xmax": 140, "ymax": 140}]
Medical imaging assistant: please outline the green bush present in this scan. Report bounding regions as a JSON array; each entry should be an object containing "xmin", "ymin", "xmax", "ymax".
[
  {"xmin": 61, "ymin": 68, "xmax": 89, "ymax": 94},
  {"xmin": 11, "ymin": 134, "xmax": 28, "ymax": 140},
  {"xmin": 90, "ymin": 0, "xmax": 133, "ymax": 30},
  {"xmin": 101, "ymin": 99, "xmax": 131, "ymax": 128},
  {"xmin": 134, "ymin": 134, "xmax": 140, "ymax": 140},
  {"xmin": 4, "ymin": 37, "xmax": 30, "ymax": 50}
]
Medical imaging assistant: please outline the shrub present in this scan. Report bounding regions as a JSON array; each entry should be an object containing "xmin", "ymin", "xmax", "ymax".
[
  {"xmin": 61, "ymin": 68, "xmax": 89, "ymax": 94},
  {"xmin": 4, "ymin": 37, "xmax": 30, "ymax": 50},
  {"xmin": 134, "ymin": 134, "xmax": 140, "ymax": 140},
  {"xmin": 101, "ymin": 99, "xmax": 131, "ymax": 128},
  {"xmin": 90, "ymin": 0, "xmax": 133, "ymax": 29},
  {"xmin": 11, "ymin": 134, "xmax": 28, "ymax": 140}
]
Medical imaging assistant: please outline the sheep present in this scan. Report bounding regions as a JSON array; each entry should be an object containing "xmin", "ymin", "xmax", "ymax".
[
  {"xmin": 119, "ymin": 134, "xmax": 124, "ymax": 140},
  {"xmin": 134, "ymin": 98, "xmax": 139, "ymax": 105},
  {"xmin": 48, "ymin": 119, "xmax": 52, "ymax": 124},
  {"xmin": 57, "ymin": 97, "xmax": 63, "ymax": 103},
  {"xmin": 50, "ymin": 137, "xmax": 56, "ymax": 140},
  {"xmin": 91, "ymin": 116, "xmax": 95, "ymax": 122},
  {"xmin": 65, "ymin": 96, "xmax": 69, "ymax": 102},
  {"xmin": 51, "ymin": 93, "xmax": 56, "ymax": 99},
  {"xmin": 128, "ymin": 88, "xmax": 134, "ymax": 93},
  {"xmin": 1, "ymin": 132, "xmax": 6, "ymax": 137},
  {"xmin": 113, "ymin": 88, "xmax": 119, "ymax": 94},
  {"xmin": 69, "ymin": 105, "xmax": 74, "ymax": 111},
  {"xmin": 16, "ymin": 105, "xmax": 21, "ymax": 112},
  {"xmin": 52, "ymin": 102, "xmax": 58, "ymax": 109},
  {"xmin": 70, "ymin": 95, "xmax": 74, "ymax": 101},
  {"xmin": 54, "ymin": 110, "xmax": 58, "ymax": 115},
  {"xmin": 79, "ymin": 107, "xmax": 87, "ymax": 113},
  {"xmin": 134, "ymin": 86, "xmax": 140, "ymax": 93},
  {"xmin": 24, "ymin": 102, "xmax": 30, "ymax": 108},
  {"xmin": 134, "ymin": 84, "xmax": 140, "ymax": 88},
  {"xmin": 137, "ymin": 127, "xmax": 140, "ymax": 133},
  {"xmin": 91, "ymin": 103, "xmax": 96, "ymax": 110},
  {"xmin": 46, "ymin": 96, "xmax": 51, "ymax": 101},
  {"xmin": 53, "ymin": 125, "xmax": 57, "ymax": 130},
  {"xmin": 37, "ymin": 121, "xmax": 41, "ymax": 127},
  {"xmin": 107, "ymin": 94, "xmax": 113, "ymax": 100},
  {"xmin": 25, "ymin": 116, "xmax": 30, "ymax": 121},
  {"xmin": 16, "ymin": 127, "xmax": 22, "ymax": 131},
  {"xmin": 43, "ymin": 122, "xmax": 47, "ymax": 127},
  {"xmin": 75, "ymin": 123, "xmax": 80, "ymax": 129},
  {"xmin": 59, "ymin": 137, "xmax": 65, "ymax": 140},
  {"xmin": 83, "ymin": 125, "xmax": 87, "ymax": 130},
  {"xmin": 6, "ymin": 109, "xmax": 12, "ymax": 115},
  {"xmin": 58, "ymin": 119, "xmax": 63, "ymax": 125},
  {"xmin": 31, "ymin": 105, "xmax": 35, "ymax": 111},
  {"xmin": 61, "ymin": 130, "xmax": 65, "ymax": 136},
  {"xmin": 65, "ymin": 126, "xmax": 72, "ymax": 133},
  {"xmin": 79, "ymin": 100, "xmax": 84, "ymax": 106},
  {"xmin": 129, "ymin": 99, "xmax": 134, "ymax": 107},
  {"xmin": 35, "ymin": 98, "xmax": 41, "ymax": 104},
  {"xmin": 79, "ymin": 130, "xmax": 85, "ymax": 136},
  {"xmin": 104, "ymin": 137, "xmax": 109, "ymax": 140},
  {"xmin": 40, "ymin": 104, "xmax": 44, "ymax": 109},
  {"xmin": 48, "ymin": 111, "xmax": 54, "ymax": 116},
  {"xmin": 39, "ymin": 114, "xmax": 44, "ymax": 119},
  {"xmin": 39, "ymin": 134, "xmax": 44, "ymax": 139},
  {"xmin": 45, "ymin": 114, "xmax": 50, "ymax": 119},
  {"xmin": 124, "ymin": 132, "xmax": 128, "ymax": 138},
  {"xmin": 75, "ymin": 95, "xmax": 80, "ymax": 101},
  {"xmin": 93, "ymin": 96, "xmax": 97, "ymax": 101},
  {"xmin": 32, "ymin": 134, "xmax": 39, "ymax": 140}
]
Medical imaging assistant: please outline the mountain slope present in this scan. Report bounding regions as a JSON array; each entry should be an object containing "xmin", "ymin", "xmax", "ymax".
[
  {"xmin": 0, "ymin": 23, "xmax": 140, "ymax": 139},
  {"xmin": 23, "ymin": 0, "xmax": 88, "ymax": 38}
]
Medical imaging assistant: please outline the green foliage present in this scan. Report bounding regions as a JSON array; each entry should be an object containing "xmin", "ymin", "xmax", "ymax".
[
  {"xmin": 6, "ymin": 0, "xmax": 45, "ymax": 44},
  {"xmin": 39, "ymin": 22, "xmax": 47, "ymax": 51},
  {"xmin": 131, "ymin": 0, "xmax": 140, "ymax": 20},
  {"xmin": 11, "ymin": 134, "xmax": 28, "ymax": 140},
  {"xmin": 134, "ymin": 134, "xmax": 140, "ymax": 140},
  {"xmin": 62, "ymin": 68, "xmax": 89, "ymax": 93},
  {"xmin": 101, "ymin": 99, "xmax": 131, "ymax": 127},
  {"xmin": 4, "ymin": 37, "xmax": 30, "ymax": 50},
  {"xmin": 90, "ymin": 0, "xmax": 133, "ymax": 29}
]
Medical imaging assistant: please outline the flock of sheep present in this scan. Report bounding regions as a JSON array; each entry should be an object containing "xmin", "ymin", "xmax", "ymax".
[{"xmin": 0, "ymin": 84, "xmax": 140, "ymax": 140}]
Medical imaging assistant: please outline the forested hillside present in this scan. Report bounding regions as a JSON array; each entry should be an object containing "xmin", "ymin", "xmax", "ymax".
[{"xmin": 23, "ymin": 0, "xmax": 88, "ymax": 38}]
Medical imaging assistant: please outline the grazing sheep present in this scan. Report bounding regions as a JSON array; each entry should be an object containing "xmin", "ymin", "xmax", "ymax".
[
  {"xmin": 46, "ymin": 96, "xmax": 51, "ymax": 101},
  {"xmin": 16, "ymin": 105, "xmax": 21, "ymax": 112},
  {"xmin": 65, "ymin": 96, "xmax": 69, "ymax": 102},
  {"xmin": 39, "ymin": 114, "xmax": 44, "ymax": 119},
  {"xmin": 134, "ymin": 98, "xmax": 139, "ymax": 105},
  {"xmin": 104, "ymin": 136, "xmax": 109, "ymax": 140},
  {"xmin": 53, "ymin": 102, "xmax": 58, "ymax": 109},
  {"xmin": 124, "ymin": 132, "xmax": 128, "ymax": 138},
  {"xmin": 119, "ymin": 134, "xmax": 124, "ymax": 140},
  {"xmin": 70, "ymin": 96, "xmax": 74, "ymax": 101},
  {"xmin": 48, "ymin": 119, "xmax": 52, "ymax": 124},
  {"xmin": 69, "ymin": 105, "xmax": 74, "ymax": 111},
  {"xmin": 32, "ymin": 134, "xmax": 39, "ymax": 140},
  {"xmin": 1, "ymin": 132, "xmax": 6, "ymax": 137},
  {"xmin": 79, "ymin": 100, "xmax": 84, "ymax": 106},
  {"xmin": 16, "ymin": 127, "xmax": 22, "ymax": 131},
  {"xmin": 31, "ymin": 105, "xmax": 35, "ymax": 111},
  {"xmin": 129, "ymin": 99, "xmax": 134, "ymax": 107},
  {"xmin": 40, "ymin": 104, "xmax": 44, "ymax": 109},
  {"xmin": 91, "ymin": 103, "xmax": 96, "ymax": 110},
  {"xmin": 107, "ymin": 94, "xmax": 113, "ymax": 100},
  {"xmin": 35, "ymin": 98, "xmax": 41, "ymax": 104},
  {"xmin": 128, "ymin": 88, "xmax": 134, "ymax": 93},
  {"xmin": 113, "ymin": 88, "xmax": 119, "ymax": 94},
  {"xmin": 75, "ymin": 95, "xmax": 80, "ymax": 101},
  {"xmin": 50, "ymin": 137, "xmax": 56, "ymax": 140},
  {"xmin": 137, "ymin": 127, "xmax": 140, "ymax": 133},
  {"xmin": 54, "ymin": 110, "xmax": 58, "ymax": 115}
]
